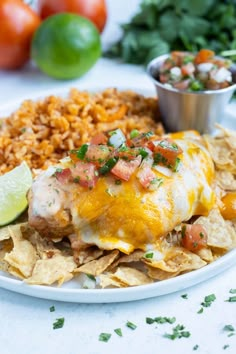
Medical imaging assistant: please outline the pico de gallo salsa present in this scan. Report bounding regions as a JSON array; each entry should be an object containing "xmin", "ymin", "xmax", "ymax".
[
  {"xmin": 159, "ymin": 49, "xmax": 233, "ymax": 91},
  {"xmin": 55, "ymin": 128, "xmax": 183, "ymax": 190}
]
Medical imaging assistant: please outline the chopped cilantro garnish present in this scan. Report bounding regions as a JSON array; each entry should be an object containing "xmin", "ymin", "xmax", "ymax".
[
  {"xmin": 126, "ymin": 321, "xmax": 137, "ymax": 330},
  {"xmin": 144, "ymin": 252, "xmax": 154, "ymax": 259},
  {"xmin": 138, "ymin": 148, "xmax": 149, "ymax": 159},
  {"xmin": 173, "ymin": 157, "xmax": 181, "ymax": 172},
  {"xmin": 99, "ymin": 157, "xmax": 118, "ymax": 175},
  {"xmin": 130, "ymin": 129, "xmax": 139, "ymax": 139},
  {"xmin": 99, "ymin": 333, "xmax": 112, "ymax": 342},
  {"xmin": 108, "ymin": 130, "xmax": 117, "ymax": 136},
  {"xmin": 164, "ymin": 324, "xmax": 190, "ymax": 340},
  {"xmin": 181, "ymin": 294, "xmax": 188, "ymax": 299},
  {"xmin": 223, "ymin": 325, "xmax": 235, "ymax": 332},
  {"xmin": 193, "ymin": 344, "xmax": 199, "ymax": 350},
  {"xmin": 114, "ymin": 328, "xmax": 123, "ymax": 337},
  {"xmin": 53, "ymin": 318, "xmax": 65, "ymax": 330},
  {"xmin": 225, "ymin": 296, "xmax": 236, "ymax": 302},
  {"xmin": 229, "ymin": 289, "xmax": 236, "ymax": 294},
  {"xmin": 86, "ymin": 274, "xmax": 96, "ymax": 281},
  {"xmin": 143, "ymin": 131, "xmax": 154, "ymax": 138},
  {"xmin": 76, "ymin": 144, "xmax": 88, "ymax": 160},
  {"xmin": 197, "ymin": 307, "xmax": 204, "ymax": 314},
  {"xmin": 150, "ymin": 177, "xmax": 163, "ymax": 187},
  {"xmin": 115, "ymin": 179, "xmax": 122, "ymax": 185},
  {"xmin": 201, "ymin": 294, "xmax": 216, "ymax": 307},
  {"xmin": 199, "ymin": 232, "xmax": 204, "ymax": 238},
  {"xmin": 49, "ymin": 306, "xmax": 55, "ymax": 312},
  {"xmin": 223, "ymin": 344, "xmax": 229, "ymax": 350},
  {"xmin": 146, "ymin": 316, "xmax": 176, "ymax": 325}
]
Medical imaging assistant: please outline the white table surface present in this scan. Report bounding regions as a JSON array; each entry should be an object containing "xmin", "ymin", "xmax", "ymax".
[{"xmin": 0, "ymin": 1, "xmax": 236, "ymax": 353}]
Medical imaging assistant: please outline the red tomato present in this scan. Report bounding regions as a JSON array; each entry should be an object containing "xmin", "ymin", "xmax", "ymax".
[
  {"xmin": 148, "ymin": 138, "xmax": 183, "ymax": 167},
  {"xmin": 181, "ymin": 224, "xmax": 208, "ymax": 252},
  {"xmin": 90, "ymin": 132, "xmax": 108, "ymax": 145},
  {"xmin": 111, "ymin": 156, "xmax": 141, "ymax": 181},
  {"xmin": 0, "ymin": 0, "xmax": 40, "ymax": 69},
  {"xmin": 85, "ymin": 144, "xmax": 111, "ymax": 166},
  {"xmin": 72, "ymin": 162, "xmax": 98, "ymax": 188},
  {"xmin": 38, "ymin": 0, "xmax": 107, "ymax": 32},
  {"xmin": 55, "ymin": 168, "xmax": 72, "ymax": 184},
  {"xmin": 137, "ymin": 164, "xmax": 156, "ymax": 189},
  {"xmin": 194, "ymin": 49, "xmax": 215, "ymax": 65}
]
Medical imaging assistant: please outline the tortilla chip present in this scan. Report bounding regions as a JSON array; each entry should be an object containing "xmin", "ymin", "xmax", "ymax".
[
  {"xmin": 147, "ymin": 267, "xmax": 180, "ymax": 280},
  {"xmin": 215, "ymin": 171, "xmax": 236, "ymax": 191},
  {"xmin": 0, "ymin": 227, "xmax": 12, "ymax": 242},
  {"xmin": 99, "ymin": 274, "xmax": 127, "ymax": 288},
  {"xmin": 75, "ymin": 247, "xmax": 104, "ymax": 265},
  {"xmin": 75, "ymin": 250, "xmax": 119, "ymax": 276},
  {"xmin": 108, "ymin": 250, "xmax": 145, "ymax": 270},
  {"xmin": 142, "ymin": 247, "xmax": 206, "ymax": 274},
  {"xmin": 195, "ymin": 208, "xmax": 236, "ymax": 250},
  {"xmin": 26, "ymin": 254, "xmax": 76, "ymax": 286},
  {"xmin": 204, "ymin": 126, "xmax": 236, "ymax": 173},
  {"xmin": 111, "ymin": 266, "xmax": 152, "ymax": 286},
  {"xmin": 196, "ymin": 248, "xmax": 214, "ymax": 262},
  {"xmin": 4, "ymin": 225, "xmax": 37, "ymax": 278}
]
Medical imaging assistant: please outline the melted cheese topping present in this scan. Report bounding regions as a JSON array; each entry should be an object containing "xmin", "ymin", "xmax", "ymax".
[{"xmin": 70, "ymin": 132, "xmax": 215, "ymax": 253}]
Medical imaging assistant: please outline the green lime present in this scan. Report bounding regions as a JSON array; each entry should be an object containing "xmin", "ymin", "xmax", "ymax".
[
  {"xmin": 31, "ymin": 13, "xmax": 101, "ymax": 79},
  {"xmin": 0, "ymin": 162, "xmax": 33, "ymax": 226}
]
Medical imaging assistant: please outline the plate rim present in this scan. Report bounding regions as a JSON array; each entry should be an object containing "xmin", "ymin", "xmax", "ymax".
[{"xmin": 0, "ymin": 84, "xmax": 235, "ymax": 303}]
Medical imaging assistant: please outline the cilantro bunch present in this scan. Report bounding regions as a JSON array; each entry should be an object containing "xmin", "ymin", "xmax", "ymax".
[{"xmin": 106, "ymin": 0, "xmax": 236, "ymax": 64}]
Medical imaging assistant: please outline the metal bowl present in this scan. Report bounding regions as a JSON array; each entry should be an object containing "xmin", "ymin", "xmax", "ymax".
[{"xmin": 147, "ymin": 54, "xmax": 236, "ymax": 133}]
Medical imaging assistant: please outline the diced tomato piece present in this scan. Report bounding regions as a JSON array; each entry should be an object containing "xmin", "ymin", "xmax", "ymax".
[
  {"xmin": 90, "ymin": 132, "xmax": 108, "ymax": 145},
  {"xmin": 173, "ymin": 79, "xmax": 190, "ymax": 90},
  {"xmin": 85, "ymin": 144, "xmax": 111, "ymax": 166},
  {"xmin": 148, "ymin": 138, "xmax": 182, "ymax": 167},
  {"xmin": 111, "ymin": 155, "xmax": 141, "ymax": 181},
  {"xmin": 72, "ymin": 162, "xmax": 98, "ymax": 188},
  {"xmin": 181, "ymin": 62, "xmax": 195, "ymax": 76},
  {"xmin": 181, "ymin": 224, "xmax": 207, "ymax": 252},
  {"xmin": 194, "ymin": 49, "xmax": 215, "ymax": 65},
  {"xmin": 55, "ymin": 168, "xmax": 72, "ymax": 184},
  {"xmin": 159, "ymin": 73, "xmax": 170, "ymax": 83},
  {"xmin": 137, "ymin": 164, "xmax": 157, "ymax": 189}
]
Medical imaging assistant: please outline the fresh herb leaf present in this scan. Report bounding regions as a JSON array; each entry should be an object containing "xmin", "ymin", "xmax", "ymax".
[
  {"xmin": 164, "ymin": 324, "xmax": 191, "ymax": 340},
  {"xmin": 193, "ymin": 344, "xmax": 199, "ymax": 350},
  {"xmin": 223, "ymin": 325, "xmax": 235, "ymax": 332},
  {"xmin": 49, "ymin": 306, "xmax": 55, "ymax": 312},
  {"xmin": 229, "ymin": 289, "xmax": 236, "ymax": 294},
  {"xmin": 76, "ymin": 144, "xmax": 88, "ymax": 160},
  {"xmin": 201, "ymin": 294, "xmax": 216, "ymax": 307},
  {"xmin": 144, "ymin": 252, "xmax": 154, "ymax": 259},
  {"xmin": 197, "ymin": 307, "xmax": 204, "ymax": 314},
  {"xmin": 53, "ymin": 318, "xmax": 65, "ymax": 330},
  {"xmin": 181, "ymin": 294, "xmax": 188, "ymax": 299},
  {"xmin": 223, "ymin": 344, "xmax": 229, "ymax": 350},
  {"xmin": 114, "ymin": 328, "xmax": 123, "ymax": 337},
  {"xmin": 126, "ymin": 321, "xmax": 137, "ymax": 330},
  {"xmin": 86, "ymin": 274, "xmax": 96, "ymax": 281},
  {"xmin": 225, "ymin": 296, "xmax": 236, "ymax": 302},
  {"xmin": 146, "ymin": 316, "xmax": 176, "ymax": 324},
  {"xmin": 99, "ymin": 333, "xmax": 112, "ymax": 342}
]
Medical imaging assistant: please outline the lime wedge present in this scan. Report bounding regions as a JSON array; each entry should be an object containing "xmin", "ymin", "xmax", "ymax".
[{"xmin": 0, "ymin": 162, "xmax": 33, "ymax": 226}]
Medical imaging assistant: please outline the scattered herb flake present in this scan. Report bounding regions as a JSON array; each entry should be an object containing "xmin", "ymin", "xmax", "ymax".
[
  {"xmin": 146, "ymin": 317, "xmax": 156, "ymax": 324},
  {"xmin": 197, "ymin": 307, "xmax": 204, "ymax": 314},
  {"xmin": 181, "ymin": 294, "xmax": 188, "ymax": 299},
  {"xmin": 144, "ymin": 252, "xmax": 154, "ymax": 259},
  {"xmin": 223, "ymin": 344, "xmax": 229, "ymax": 350},
  {"xmin": 114, "ymin": 328, "xmax": 123, "ymax": 337},
  {"xmin": 223, "ymin": 325, "xmax": 235, "ymax": 332},
  {"xmin": 229, "ymin": 289, "xmax": 236, "ymax": 294},
  {"xmin": 146, "ymin": 316, "xmax": 176, "ymax": 324},
  {"xmin": 99, "ymin": 333, "xmax": 112, "ymax": 342},
  {"xmin": 164, "ymin": 324, "xmax": 190, "ymax": 340},
  {"xmin": 225, "ymin": 296, "xmax": 236, "ymax": 302},
  {"xmin": 53, "ymin": 318, "xmax": 65, "ymax": 330},
  {"xmin": 126, "ymin": 321, "xmax": 137, "ymax": 330},
  {"xmin": 193, "ymin": 344, "xmax": 199, "ymax": 351},
  {"xmin": 86, "ymin": 274, "xmax": 96, "ymax": 281},
  {"xmin": 201, "ymin": 294, "xmax": 216, "ymax": 307},
  {"xmin": 49, "ymin": 306, "xmax": 55, "ymax": 312}
]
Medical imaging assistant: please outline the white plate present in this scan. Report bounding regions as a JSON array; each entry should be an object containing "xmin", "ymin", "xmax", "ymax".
[{"xmin": 0, "ymin": 85, "xmax": 236, "ymax": 303}]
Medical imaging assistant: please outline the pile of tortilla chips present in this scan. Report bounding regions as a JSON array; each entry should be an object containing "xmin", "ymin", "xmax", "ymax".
[{"xmin": 0, "ymin": 126, "xmax": 235, "ymax": 289}]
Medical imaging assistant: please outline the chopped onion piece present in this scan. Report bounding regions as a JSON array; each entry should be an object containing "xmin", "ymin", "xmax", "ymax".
[{"xmin": 108, "ymin": 129, "xmax": 126, "ymax": 148}]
